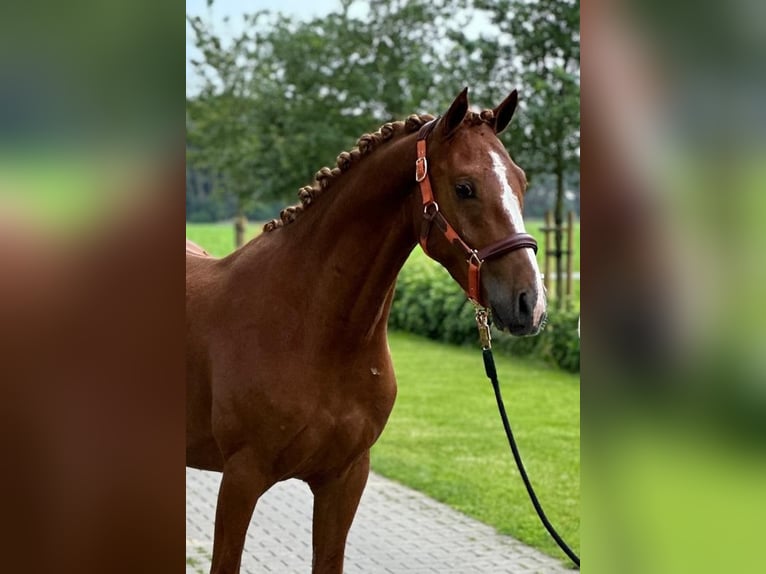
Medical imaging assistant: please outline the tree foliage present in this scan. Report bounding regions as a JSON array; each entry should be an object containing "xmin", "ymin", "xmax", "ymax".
[
  {"xmin": 476, "ymin": 0, "xmax": 580, "ymax": 180},
  {"xmin": 186, "ymin": 0, "xmax": 580, "ymax": 224}
]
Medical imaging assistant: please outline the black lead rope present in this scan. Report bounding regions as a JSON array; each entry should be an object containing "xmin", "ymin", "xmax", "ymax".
[{"xmin": 475, "ymin": 309, "xmax": 580, "ymax": 568}]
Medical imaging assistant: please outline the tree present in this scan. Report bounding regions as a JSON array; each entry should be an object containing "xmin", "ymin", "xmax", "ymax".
[{"xmin": 187, "ymin": 10, "xmax": 279, "ymax": 245}]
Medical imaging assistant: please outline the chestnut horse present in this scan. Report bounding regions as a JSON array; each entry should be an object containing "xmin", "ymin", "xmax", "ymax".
[{"xmin": 186, "ymin": 88, "xmax": 546, "ymax": 573}]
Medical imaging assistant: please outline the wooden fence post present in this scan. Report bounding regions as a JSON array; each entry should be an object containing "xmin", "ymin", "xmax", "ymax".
[
  {"xmin": 566, "ymin": 210, "xmax": 574, "ymax": 307},
  {"xmin": 543, "ymin": 210, "xmax": 552, "ymax": 293}
]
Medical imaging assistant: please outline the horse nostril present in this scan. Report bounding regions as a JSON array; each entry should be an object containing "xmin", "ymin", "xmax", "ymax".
[{"xmin": 518, "ymin": 291, "xmax": 532, "ymax": 321}]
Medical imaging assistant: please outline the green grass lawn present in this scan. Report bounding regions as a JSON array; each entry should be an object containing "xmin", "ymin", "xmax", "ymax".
[
  {"xmin": 185, "ymin": 221, "xmax": 262, "ymax": 257},
  {"xmin": 375, "ymin": 331, "xmax": 579, "ymax": 560}
]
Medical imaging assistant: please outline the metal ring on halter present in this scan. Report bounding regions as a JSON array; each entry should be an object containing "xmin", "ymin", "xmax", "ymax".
[{"xmin": 423, "ymin": 201, "xmax": 439, "ymax": 219}]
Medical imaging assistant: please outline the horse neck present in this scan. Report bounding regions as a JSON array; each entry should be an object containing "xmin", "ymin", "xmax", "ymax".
[{"xmin": 244, "ymin": 132, "xmax": 419, "ymax": 344}]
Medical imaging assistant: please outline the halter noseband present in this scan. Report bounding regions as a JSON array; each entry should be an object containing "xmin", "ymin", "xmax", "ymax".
[{"xmin": 415, "ymin": 119, "xmax": 538, "ymax": 308}]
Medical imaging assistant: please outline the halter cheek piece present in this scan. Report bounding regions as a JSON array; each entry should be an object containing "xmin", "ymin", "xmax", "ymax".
[{"xmin": 415, "ymin": 119, "xmax": 538, "ymax": 308}]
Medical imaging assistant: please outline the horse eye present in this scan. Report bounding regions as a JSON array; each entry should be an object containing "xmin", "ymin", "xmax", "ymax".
[{"xmin": 455, "ymin": 183, "xmax": 475, "ymax": 199}]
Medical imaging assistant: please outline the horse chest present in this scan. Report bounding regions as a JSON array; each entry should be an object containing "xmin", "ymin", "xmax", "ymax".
[
  {"xmin": 321, "ymin": 370, "xmax": 395, "ymax": 434},
  {"xmin": 271, "ymin": 370, "xmax": 397, "ymax": 479}
]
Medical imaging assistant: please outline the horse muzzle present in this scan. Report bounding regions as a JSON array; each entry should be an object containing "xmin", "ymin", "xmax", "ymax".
[{"xmin": 490, "ymin": 287, "xmax": 547, "ymax": 337}]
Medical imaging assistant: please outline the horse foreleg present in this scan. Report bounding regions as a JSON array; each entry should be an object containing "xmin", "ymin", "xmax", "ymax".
[
  {"xmin": 210, "ymin": 449, "xmax": 269, "ymax": 574},
  {"xmin": 308, "ymin": 451, "xmax": 370, "ymax": 574}
]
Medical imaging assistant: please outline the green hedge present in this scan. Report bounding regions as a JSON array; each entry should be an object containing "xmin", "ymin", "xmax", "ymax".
[{"xmin": 389, "ymin": 250, "xmax": 580, "ymax": 372}]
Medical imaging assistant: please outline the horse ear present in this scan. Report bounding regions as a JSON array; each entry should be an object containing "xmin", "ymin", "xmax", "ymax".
[
  {"xmin": 493, "ymin": 89, "xmax": 518, "ymax": 134},
  {"xmin": 440, "ymin": 87, "xmax": 469, "ymax": 138}
]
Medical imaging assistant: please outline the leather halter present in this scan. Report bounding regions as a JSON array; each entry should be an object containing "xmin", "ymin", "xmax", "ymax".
[{"xmin": 415, "ymin": 119, "xmax": 538, "ymax": 307}]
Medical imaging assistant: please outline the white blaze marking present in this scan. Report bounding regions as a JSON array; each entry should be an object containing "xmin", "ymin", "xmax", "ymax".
[
  {"xmin": 490, "ymin": 150, "xmax": 526, "ymax": 232},
  {"xmin": 489, "ymin": 150, "xmax": 547, "ymax": 325}
]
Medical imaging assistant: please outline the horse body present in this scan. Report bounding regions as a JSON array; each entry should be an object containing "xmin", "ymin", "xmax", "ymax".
[
  {"xmin": 186, "ymin": 223, "xmax": 406, "ymax": 478},
  {"xmin": 186, "ymin": 89, "xmax": 546, "ymax": 573}
]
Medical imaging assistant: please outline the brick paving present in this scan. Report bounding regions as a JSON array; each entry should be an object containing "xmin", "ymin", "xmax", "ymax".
[{"xmin": 186, "ymin": 468, "xmax": 574, "ymax": 573}]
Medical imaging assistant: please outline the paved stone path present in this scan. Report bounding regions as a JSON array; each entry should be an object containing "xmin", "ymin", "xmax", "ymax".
[{"xmin": 187, "ymin": 468, "xmax": 573, "ymax": 573}]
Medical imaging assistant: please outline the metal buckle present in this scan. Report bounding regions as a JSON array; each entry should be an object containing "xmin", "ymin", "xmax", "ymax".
[
  {"xmin": 474, "ymin": 305, "xmax": 492, "ymax": 350},
  {"xmin": 467, "ymin": 250, "xmax": 482, "ymax": 267},
  {"xmin": 415, "ymin": 157, "xmax": 428, "ymax": 182}
]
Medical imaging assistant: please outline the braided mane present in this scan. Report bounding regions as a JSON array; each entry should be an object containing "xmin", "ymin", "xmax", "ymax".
[{"xmin": 263, "ymin": 109, "xmax": 497, "ymax": 232}]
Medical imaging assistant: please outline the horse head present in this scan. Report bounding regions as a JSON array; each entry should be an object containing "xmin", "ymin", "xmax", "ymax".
[{"xmin": 412, "ymin": 88, "xmax": 546, "ymax": 336}]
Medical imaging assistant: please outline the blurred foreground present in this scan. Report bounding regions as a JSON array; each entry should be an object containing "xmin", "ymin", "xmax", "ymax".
[
  {"xmin": 583, "ymin": 0, "xmax": 766, "ymax": 571},
  {"xmin": 0, "ymin": 1, "xmax": 184, "ymax": 573}
]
